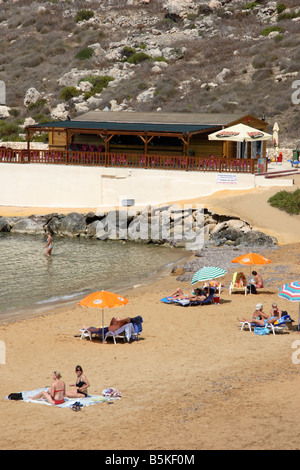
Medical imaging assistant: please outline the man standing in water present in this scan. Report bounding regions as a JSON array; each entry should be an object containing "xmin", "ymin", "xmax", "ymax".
[{"xmin": 44, "ymin": 232, "xmax": 53, "ymax": 257}]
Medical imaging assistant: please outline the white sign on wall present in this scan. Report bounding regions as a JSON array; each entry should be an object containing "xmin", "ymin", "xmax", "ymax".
[{"xmin": 216, "ymin": 174, "xmax": 238, "ymax": 184}]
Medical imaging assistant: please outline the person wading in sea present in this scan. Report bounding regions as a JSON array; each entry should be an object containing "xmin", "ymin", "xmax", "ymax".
[{"xmin": 44, "ymin": 232, "xmax": 53, "ymax": 257}]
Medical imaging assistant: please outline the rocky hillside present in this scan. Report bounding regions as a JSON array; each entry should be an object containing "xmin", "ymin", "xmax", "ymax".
[{"xmin": 0, "ymin": 0, "xmax": 299, "ymax": 145}]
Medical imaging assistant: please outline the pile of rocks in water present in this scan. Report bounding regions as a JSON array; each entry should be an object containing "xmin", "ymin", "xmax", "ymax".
[{"xmin": 0, "ymin": 204, "xmax": 277, "ymax": 250}]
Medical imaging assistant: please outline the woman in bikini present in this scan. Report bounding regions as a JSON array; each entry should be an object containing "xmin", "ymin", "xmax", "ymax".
[
  {"xmin": 44, "ymin": 232, "xmax": 53, "ymax": 257},
  {"xmin": 252, "ymin": 271, "xmax": 263, "ymax": 288},
  {"xmin": 29, "ymin": 371, "xmax": 66, "ymax": 405},
  {"xmin": 66, "ymin": 365, "xmax": 90, "ymax": 399}
]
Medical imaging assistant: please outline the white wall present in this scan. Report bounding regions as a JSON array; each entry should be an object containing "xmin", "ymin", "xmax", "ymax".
[{"xmin": 0, "ymin": 163, "xmax": 292, "ymax": 209}]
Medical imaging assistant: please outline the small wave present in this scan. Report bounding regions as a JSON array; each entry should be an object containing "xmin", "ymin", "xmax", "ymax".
[{"xmin": 36, "ymin": 290, "xmax": 89, "ymax": 305}]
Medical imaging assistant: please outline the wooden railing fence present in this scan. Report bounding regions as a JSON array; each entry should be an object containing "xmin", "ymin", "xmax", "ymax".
[{"xmin": 0, "ymin": 147, "xmax": 258, "ymax": 173}]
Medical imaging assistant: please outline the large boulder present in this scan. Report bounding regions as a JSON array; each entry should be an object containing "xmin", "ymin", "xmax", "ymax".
[
  {"xmin": 10, "ymin": 218, "xmax": 44, "ymax": 235},
  {"xmin": 0, "ymin": 217, "xmax": 10, "ymax": 232},
  {"xmin": 24, "ymin": 87, "xmax": 41, "ymax": 107},
  {"xmin": 0, "ymin": 105, "xmax": 10, "ymax": 118},
  {"xmin": 58, "ymin": 213, "xmax": 87, "ymax": 237}
]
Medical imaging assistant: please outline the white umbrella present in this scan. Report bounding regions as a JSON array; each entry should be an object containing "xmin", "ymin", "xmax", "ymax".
[
  {"xmin": 191, "ymin": 266, "xmax": 227, "ymax": 285},
  {"xmin": 208, "ymin": 123, "xmax": 272, "ymax": 143},
  {"xmin": 273, "ymin": 122, "xmax": 279, "ymax": 159}
]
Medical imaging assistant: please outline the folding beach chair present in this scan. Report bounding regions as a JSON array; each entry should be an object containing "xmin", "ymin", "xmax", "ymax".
[
  {"xmin": 105, "ymin": 322, "xmax": 141, "ymax": 344},
  {"xmin": 229, "ymin": 272, "xmax": 247, "ymax": 296},
  {"xmin": 239, "ymin": 314, "xmax": 293, "ymax": 335}
]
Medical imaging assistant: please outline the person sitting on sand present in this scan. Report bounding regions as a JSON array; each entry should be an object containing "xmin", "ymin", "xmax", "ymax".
[
  {"xmin": 66, "ymin": 365, "xmax": 90, "ymax": 399},
  {"xmin": 238, "ymin": 303, "xmax": 278, "ymax": 327},
  {"xmin": 29, "ymin": 371, "xmax": 65, "ymax": 405},
  {"xmin": 82, "ymin": 317, "xmax": 131, "ymax": 337},
  {"xmin": 168, "ymin": 286, "xmax": 210, "ymax": 302}
]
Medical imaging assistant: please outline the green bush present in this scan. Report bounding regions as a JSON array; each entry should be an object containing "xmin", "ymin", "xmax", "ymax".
[
  {"xmin": 82, "ymin": 75, "xmax": 114, "ymax": 100},
  {"xmin": 276, "ymin": 3, "xmax": 286, "ymax": 14},
  {"xmin": 127, "ymin": 52, "xmax": 152, "ymax": 64},
  {"xmin": 260, "ymin": 26, "xmax": 283, "ymax": 36},
  {"xmin": 75, "ymin": 47, "xmax": 94, "ymax": 60},
  {"xmin": 268, "ymin": 189, "xmax": 300, "ymax": 215},
  {"xmin": 243, "ymin": 2, "xmax": 259, "ymax": 10},
  {"xmin": 122, "ymin": 46, "xmax": 136, "ymax": 58},
  {"xmin": 28, "ymin": 98, "xmax": 47, "ymax": 110},
  {"xmin": 75, "ymin": 10, "xmax": 94, "ymax": 23},
  {"xmin": 60, "ymin": 86, "xmax": 81, "ymax": 101},
  {"xmin": 0, "ymin": 121, "xmax": 22, "ymax": 140},
  {"xmin": 278, "ymin": 11, "xmax": 300, "ymax": 21}
]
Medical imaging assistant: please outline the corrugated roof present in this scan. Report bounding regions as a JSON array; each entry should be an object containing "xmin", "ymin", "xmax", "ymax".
[
  {"xmin": 30, "ymin": 112, "xmax": 265, "ymax": 134},
  {"xmin": 72, "ymin": 111, "xmax": 243, "ymax": 126}
]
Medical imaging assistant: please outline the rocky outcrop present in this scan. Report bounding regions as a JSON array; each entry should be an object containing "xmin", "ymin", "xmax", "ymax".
[
  {"xmin": 0, "ymin": 205, "xmax": 277, "ymax": 249},
  {"xmin": 10, "ymin": 218, "xmax": 44, "ymax": 235}
]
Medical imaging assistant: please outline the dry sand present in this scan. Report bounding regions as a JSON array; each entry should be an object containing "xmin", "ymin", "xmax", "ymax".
[{"xmin": 1, "ymin": 184, "xmax": 300, "ymax": 451}]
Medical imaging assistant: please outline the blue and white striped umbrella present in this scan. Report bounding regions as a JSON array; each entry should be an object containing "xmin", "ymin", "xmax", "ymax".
[
  {"xmin": 191, "ymin": 266, "xmax": 227, "ymax": 285},
  {"xmin": 278, "ymin": 281, "xmax": 300, "ymax": 330}
]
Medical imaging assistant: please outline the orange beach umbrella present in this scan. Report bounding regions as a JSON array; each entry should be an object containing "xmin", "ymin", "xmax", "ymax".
[
  {"xmin": 78, "ymin": 290, "xmax": 129, "ymax": 342},
  {"xmin": 231, "ymin": 253, "xmax": 271, "ymax": 266}
]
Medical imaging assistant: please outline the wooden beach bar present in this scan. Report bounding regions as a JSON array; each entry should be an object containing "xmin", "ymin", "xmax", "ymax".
[{"xmin": 1, "ymin": 112, "xmax": 269, "ymax": 174}]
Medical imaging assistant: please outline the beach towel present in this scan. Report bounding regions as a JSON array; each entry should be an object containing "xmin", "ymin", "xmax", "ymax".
[
  {"xmin": 274, "ymin": 314, "xmax": 293, "ymax": 326},
  {"xmin": 160, "ymin": 296, "xmax": 175, "ymax": 304},
  {"xmin": 4, "ymin": 387, "xmax": 121, "ymax": 408},
  {"xmin": 130, "ymin": 315, "xmax": 143, "ymax": 335},
  {"xmin": 105, "ymin": 323, "xmax": 136, "ymax": 342}
]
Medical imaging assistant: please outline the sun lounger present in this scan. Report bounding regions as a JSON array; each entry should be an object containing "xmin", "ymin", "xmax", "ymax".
[
  {"xmin": 80, "ymin": 318, "xmax": 143, "ymax": 344},
  {"xmin": 105, "ymin": 323, "xmax": 139, "ymax": 344},
  {"xmin": 229, "ymin": 272, "xmax": 247, "ymax": 296},
  {"xmin": 239, "ymin": 314, "xmax": 293, "ymax": 335}
]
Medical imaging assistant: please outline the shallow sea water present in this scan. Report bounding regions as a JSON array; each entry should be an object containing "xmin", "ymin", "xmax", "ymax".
[{"xmin": 0, "ymin": 233, "xmax": 186, "ymax": 322}]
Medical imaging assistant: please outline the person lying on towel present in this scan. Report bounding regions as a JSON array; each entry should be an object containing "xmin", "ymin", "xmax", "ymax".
[{"xmin": 167, "ymin": 286, "xmax": 211, "ymax": 302}]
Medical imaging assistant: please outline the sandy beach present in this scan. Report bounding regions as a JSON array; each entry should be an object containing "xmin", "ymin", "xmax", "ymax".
[{"xmin": 1, "ymin": 183, "xmax": 300, "ymax": 451}]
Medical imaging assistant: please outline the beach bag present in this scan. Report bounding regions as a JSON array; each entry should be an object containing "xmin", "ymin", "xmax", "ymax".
[
  {"xmin": 254, "ymin": 327, "xmax": 270, "ymax": 336},
  {"xmin": 102, "ymin": 387, "xmax": 122, "ymax": 398},
  {"xmin": 8, "ymin": 392, "xmax": 23, "ymax": 400}
]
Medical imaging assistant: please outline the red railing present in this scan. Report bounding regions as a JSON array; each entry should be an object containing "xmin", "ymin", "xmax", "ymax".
[{"xmin": 0, "ymin": 147, "xmax": 258, "ymax": 173}]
